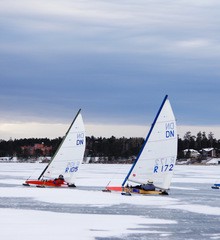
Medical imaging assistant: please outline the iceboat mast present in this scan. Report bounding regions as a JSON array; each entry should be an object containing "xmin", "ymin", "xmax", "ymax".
[
  {"xmin": 38, "ymin": 109, "xmax": 82, "ymax": 180},
  {"xmin": 122, "ymin": 95, "xmax": 168, "ymax": 187}
]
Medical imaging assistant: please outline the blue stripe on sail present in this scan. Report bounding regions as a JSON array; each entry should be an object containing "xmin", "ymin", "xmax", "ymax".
[{"xmin": 122, "ymin": 95, "xmax": 168, "ymax": 187}]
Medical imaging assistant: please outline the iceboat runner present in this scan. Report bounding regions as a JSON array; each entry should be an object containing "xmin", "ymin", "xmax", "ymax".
[
  {"xmin": 104, "ymin": 95, "xmax": 177, "ymax": 195},
  {"xmin": 23, "ymin": 109, "xmax": 86, "ymax": 188}
]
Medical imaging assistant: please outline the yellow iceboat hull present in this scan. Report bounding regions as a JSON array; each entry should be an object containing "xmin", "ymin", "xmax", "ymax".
[
  {"xmin": 105, "ymin": 186, "xmax": 168, "ymax": 195},
  {"xmin": 128, "ymin": 188, "xmax": 168, "ymax": 195}
]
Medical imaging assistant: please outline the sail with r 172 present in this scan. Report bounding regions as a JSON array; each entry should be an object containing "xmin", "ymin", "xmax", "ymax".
[{"xmin": 104, "ymin": 95, "xmax": 177, "ymax": 195}]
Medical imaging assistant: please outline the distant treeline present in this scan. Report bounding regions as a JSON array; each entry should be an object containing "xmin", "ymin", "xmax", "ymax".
[
  {"xmin": 0, "ymin": 131, "xmax": 219, "ymax": 160},
  {"xmin": 178, "ymin": 131, "xmax": 220, "ymax": 158}
]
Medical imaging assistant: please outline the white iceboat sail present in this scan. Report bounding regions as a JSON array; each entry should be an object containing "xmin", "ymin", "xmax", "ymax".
[
  {"xmin": 122, "ymin": 95, "xmax": 177, "ymax": 190},
  {"xmin": 37, "ymin": 109, "xmax": 86, "ymax": 186}
]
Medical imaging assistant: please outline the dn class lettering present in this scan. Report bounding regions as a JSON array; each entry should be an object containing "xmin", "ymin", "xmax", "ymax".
[
  {"xmin": 76, "ymin": 133, "xmax": 84, "ymax": 145},
  {"xmin": 165, "ymin": 122, "xmax": 175, "ymax": 138}
]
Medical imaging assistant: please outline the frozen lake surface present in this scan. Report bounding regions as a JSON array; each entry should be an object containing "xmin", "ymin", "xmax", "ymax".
[{"xmin": 1, "ymin": 163, "xmax": 220, "ymax": 240}]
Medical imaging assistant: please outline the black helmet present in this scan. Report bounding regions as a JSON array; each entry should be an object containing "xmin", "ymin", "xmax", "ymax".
[{"xmin": 59, "ymin": 174, "xmax": 64, "ymax": 179}]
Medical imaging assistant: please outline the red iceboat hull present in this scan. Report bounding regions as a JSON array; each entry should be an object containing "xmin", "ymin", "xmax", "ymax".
[
  {"xmin": 106, "ymin": 186, "xmax": 123, "ymax": 192},
  {"xmin": 23, "ymin": 179, "xmax": 69, "ymax": 188}
]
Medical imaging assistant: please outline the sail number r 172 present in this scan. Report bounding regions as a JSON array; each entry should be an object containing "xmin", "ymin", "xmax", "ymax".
[{"xmin": 153, "ymin": 157, "xmax": 175, "ymax": 173}]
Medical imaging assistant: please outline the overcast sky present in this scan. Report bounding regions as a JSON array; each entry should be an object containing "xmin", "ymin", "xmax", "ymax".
[{"xmin": 0, "ymin": 0, "xmax": 220, "ymax": 140}]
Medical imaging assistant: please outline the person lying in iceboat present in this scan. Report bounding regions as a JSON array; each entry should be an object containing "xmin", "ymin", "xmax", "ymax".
[
  {"xmin": 53, "ymin": 174, "xmax": 65, "ymax": 185},
  {"xmin": 133, "ymin": 180, "xmax": 156, "ymax": 191}
]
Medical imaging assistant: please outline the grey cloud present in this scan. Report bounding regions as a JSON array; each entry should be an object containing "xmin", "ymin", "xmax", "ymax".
[{"xmin": 0, "ymin": 0, "xmax": 220, "ymax": 129}]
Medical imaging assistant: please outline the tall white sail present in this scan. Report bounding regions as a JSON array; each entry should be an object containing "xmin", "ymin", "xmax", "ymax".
[
  {"xmin": 123, "ymin": 95, "xmax": 177, "ymax": 190},
  {"xmin": 39, "ymin": 109, "xmax": 86, "ymax": 185}
]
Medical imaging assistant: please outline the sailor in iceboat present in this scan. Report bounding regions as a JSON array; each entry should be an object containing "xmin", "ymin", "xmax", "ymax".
[
  {"xmin": 120, "ymin": 180, "xmax": 156, "ymax": 196},
  {"xmin": 133, "ymin": 180, "xmax": 156, "ymax": 191},
  {"xmin": 122, "ymin": 180, "xmax": 168, "ymax": 195},
  {"xmin": 53, "ymin": 174, "xmax": 65, "ymax": 186}
]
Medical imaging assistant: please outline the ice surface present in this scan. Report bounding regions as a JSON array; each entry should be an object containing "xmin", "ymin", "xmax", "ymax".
[
  {"xmin": 0, "ymin": 208, "xmax": 176, "ymax": 240},
  {"xmin": 1, "ymin": 163, "xmax": 220, "ymax": 239}
]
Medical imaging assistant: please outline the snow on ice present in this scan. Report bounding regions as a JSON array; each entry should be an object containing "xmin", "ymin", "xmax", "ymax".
[{"xmin": 1, "ymin": 163, "xmax": 220, "ymax": 239}]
